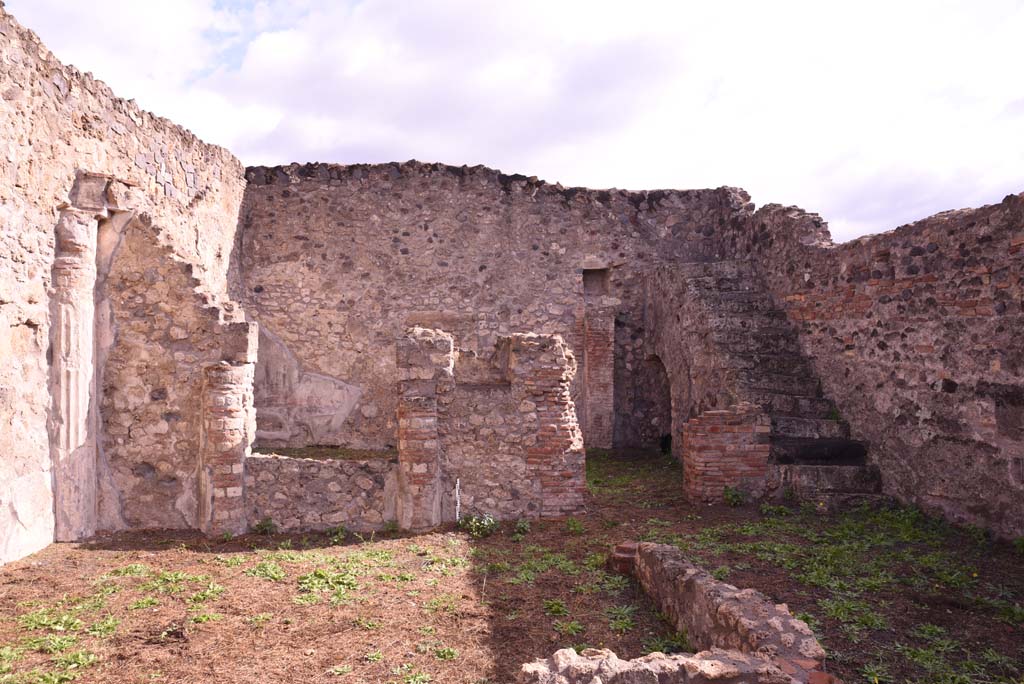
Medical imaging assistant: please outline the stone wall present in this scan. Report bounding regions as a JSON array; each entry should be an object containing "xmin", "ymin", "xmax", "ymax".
[
  {"xmin": 245, "ymin": 453, "xmax": 397, "ymax": 533},
  {"xmin": 0, "ymin": 4, "xmax": 247, "ymax": 563},
  {"xmin": 100, "ymin": 213, "xmax": 256, "ymax": 534},
  {"xmin": 520, "ymin": 648, "xmax": 790, "ymax": 684},
  {"xmin": 237, "ymin": 163, "xmax": 749, "ymax": 452},
  {"xmin": 522, "ymin": 542, "xmax": 836, "ymax": 683},
  {"xmin": 631, "ymin": 544, "xmax": 825, "ymax": 665},
  {"xmin": 724, "ymin": 196, "xmax": 1024, "ymax": 538},
  {"xmin": 396, "ymin": 327, "xmax": 586, "ymax": 529}
]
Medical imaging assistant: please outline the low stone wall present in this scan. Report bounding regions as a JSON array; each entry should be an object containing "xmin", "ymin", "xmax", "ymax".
[
  {"xmin": 520, "ymin": 647, "xmax": 790, "ymax": 684},
  {"xmin": 245, "ymin": 454, "xmax": 397, "ymax": 532},
  {"xmin": 626, "ymin": 542, "xmax": 835, "ymax": 684},
  {"xmin": 682, "ymin": 403, "xmax": 772, "ymax": 503}
]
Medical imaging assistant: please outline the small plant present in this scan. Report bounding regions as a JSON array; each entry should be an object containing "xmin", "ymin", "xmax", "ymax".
[
  {"xmin": 565, "ymin": 517, "xmax": 585, "ymax": 535},
  {"xmin": 711, "ymin": 565, "xmax": 731, "ymax": 580},
  {"xmin": 583, "ymin": 552, "xmax": 607, "ymax": 571},
  {"xmin": 642, "ymin": 630, "xmax": 691, "ymax": 654},
  {"xmin": 245, "ymin": 561, "xmax": 286, "ymax": 582},
  {"xmin": 328, "ymin": 526, "xmax": 348, "ymax": 545},
  {"xmin": 553, "ymin": 620, "xmax": 585, "ymax": 636},
  {"xmin": 759, "ymin": 503, "xmax": 790, "ymax": 517},
  {"xmin": 353, "ymin": 617, "xmax": 380, "ymax": 630},
  {"xmin": 130, "ymin": 597, "xmax": 159, "ymax": 610},
  {"xmin": 0, "ymin": 646, "xmax": 24, "ymax": 674},
  {"xmin": 24, "ymin": 635, "xmax": 78, "ymax": 654},
  {"xmin": 606, "ymin": 604, "xmax": 637, "ymax": 633},
  {"xmin": 433, "ymin": 646, "xmax": 458, "ymax": 661},
  {"xmin": 860, "ymin": 661, "xmax": 893, "ymax": 684},
  {"xmin": 189, "ymin": 612, "xmax": 223, "ymax": 624},
  {"xmin": 86, "ymin": 615, "xmax": 120, "ymax": 638},
  {"xmin": 363, "ymin": 650, "xmax": 383, "ymax": 662},
  {"xmin": 213, "ymin": 554, "xmax": 246, "ymax": 567},
  {"xmin": 292, "ymin": 593, "xmax": 321, "ymax": 606},
  {"xmin": 140, "ymin": 570, "xmax": 206, "ymax": 595},
  {"xmin": 298, "ymin": 568, "xmax": 359, "ymax": 594},
  {"xmin": 511, "ymin": 518, "xmax": 531, "ymax": 542},
  {"xmin": 1014, "ymin": 537, "xmax": 1024, "ymax": 555},
  {"xmin": 54, "ymin": 650, "xmax": 98, "ymax": 670},
  {"xmin": 18, "ymin": 608, "xmax": 83, "ymax": 632},
  {"xmin": 245, "ymin": 613, "xmax": 273, "ymax": 626},
  {"xmin": 328, "ymin": 664, "xmax": 353, "ymax": 676},
  {"xmin": 220, "ymin": 531, "xmax": 234, "ymax": 542},
  {"xmin": 188, "ymin": 582, "xmax": 225, "ymax": 605},
  {"xmin": 723, "ymin": 487, "xmax": 745, "ymax": 507},
  {"xmin": 107, "ymin": 563, "xmax": 149, "ymax": 577},
  {"xmin": 253, "ymin": 517, "xmax": 277, "ymax": 535},
  {"xmin": 911, "ymin": 623, "xmax": 947, "ymax": 641},
  {"xmin": 543, "ymin": 598, "xmax": 569, "ymax": 616},
  {"xmin": 458, "ymin": 513, "xmax": 499, "ymax": 539},
  {"xmin": 383, "ymin": 520, "xmax": 400, "ymax": 534},
  {"xmin": 424, "ymin": 594, "xmax": 459, "ymax": 614}
]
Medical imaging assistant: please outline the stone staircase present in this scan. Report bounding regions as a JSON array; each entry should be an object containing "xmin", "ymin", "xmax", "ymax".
[{"xmin": 682, "ymin": 260, "xmax": 883, "ymax": 506}]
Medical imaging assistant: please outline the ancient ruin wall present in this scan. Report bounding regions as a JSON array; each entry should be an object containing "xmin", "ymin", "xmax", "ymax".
[
  {"xmin": 237, "ymin": 162, "xmax": 749, "ymax": 452},
  {"xmin": 0, "ymin": 5, "xmax": 247, "ymax": 563},
  {"xmin": 730, "ymin": 196, "xmax": 1024, "ymax": 537},
  {"xmin": 100, "ymin": 216, "xmax": 255, "ymax": 533},
  {"xmin": 396, "ymin": 328, "xmax": 586, "ymax": 529},
  {"xmin": 246, "ymin": 453, "xmax": 397, "ymax": 533}
]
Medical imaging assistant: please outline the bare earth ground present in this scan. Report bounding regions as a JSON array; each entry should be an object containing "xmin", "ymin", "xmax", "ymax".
[{"xmin": 1, "ymin": 450, "xmax": 1022, "ymax": 684}]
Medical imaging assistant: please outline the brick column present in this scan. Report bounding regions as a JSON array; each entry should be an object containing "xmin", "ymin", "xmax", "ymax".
[
  {"xmin": 511, "ymin": 334, "xmax": 587, "ymax": 518},
  {"xmin": 199, "ymin": 361, "xmax": 255, "ymax": 535},
  {"xmin": 682, "ymin": 402, "xmax": 771, "ymax": 503},
  {"xmin": 396, "ymin": 327, "xmax": 454, "ymax": 531}
]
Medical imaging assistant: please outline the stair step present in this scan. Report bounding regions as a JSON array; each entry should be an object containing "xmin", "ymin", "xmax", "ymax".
[
  {"xmin": 745, "ymin": 392, "xmax": 835, "ymax": 418},
  {"xmin": 740, "ymin": 371, "xmax": 821, "ymax": 396},
  {"xmin": 774, "ymin": 464, "xmax": 883, "ymax": 494},
  {"xmin": 731, "ymin": 354, "xmax": 815, "ymax": 375},
  {"xmin": 686, "ymin": 276, "xmax": 760, "ymax": 293},
  {"xmin": 771, "ymin": 437, "xmax": 868, "ymax": 466},
  {"xmin": 705, "ymin": 299, "xmax": 774, "ymax": 315},
  {"xmin": 772, "ymin": 416, "xmax": 850, "ymax": 440},
  {"xmin": 718, "ymin": 333, "xmax": 802, "ymax": 356},
  {"xmin": 707, "ymin": 316, "xmax": 792, "ymax": 334}
]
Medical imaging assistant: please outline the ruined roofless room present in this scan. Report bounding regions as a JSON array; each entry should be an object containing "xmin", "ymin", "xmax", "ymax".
[{"xmin": 1, "ymin": 2, "xmax": 1022, "ymax": 683}]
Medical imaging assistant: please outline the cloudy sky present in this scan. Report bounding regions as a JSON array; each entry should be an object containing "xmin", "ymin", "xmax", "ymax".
[{"xmin": 8, "ymin": 0, "xmax": 1023, "ymax": 241}]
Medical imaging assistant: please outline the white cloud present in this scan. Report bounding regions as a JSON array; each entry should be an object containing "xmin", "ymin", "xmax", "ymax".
[{"xmin": 6, "ymin": 0, "xmax": 1023, "ymax": 241}]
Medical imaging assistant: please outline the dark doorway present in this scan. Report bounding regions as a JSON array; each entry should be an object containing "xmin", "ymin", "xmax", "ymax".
[{"xmin": 636, "ymin": 355, "xmax": 673, "ymax": 453}]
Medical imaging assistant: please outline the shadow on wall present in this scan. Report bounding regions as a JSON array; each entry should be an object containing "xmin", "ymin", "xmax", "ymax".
[{"xmin": 634, "ymin": 355, "xmax": 673, "ymax": 454}]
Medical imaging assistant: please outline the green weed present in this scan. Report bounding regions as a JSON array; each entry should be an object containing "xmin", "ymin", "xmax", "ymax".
[
  {"xmin": 458, "ymin": 514, "xmax": 499, "ymax": 539},
  {"xmin": 553, "ymin": 620, "xmax": 584, "ymax": 636},
  {"xmin": 245, "ymin": 561, "xmax": 286, "ymax": 582},
  {"xmin": 85, "ymin": 616, "xmax": 119, "ymax": 638}
]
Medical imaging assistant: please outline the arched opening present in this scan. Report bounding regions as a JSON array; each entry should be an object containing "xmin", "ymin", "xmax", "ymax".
[{"xmin": 636, "ymin": 355, "xmax": 673, "ymax": 455}]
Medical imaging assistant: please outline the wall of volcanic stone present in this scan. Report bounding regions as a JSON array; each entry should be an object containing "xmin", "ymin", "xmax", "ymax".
[
  {"xmin": 730, "ymin": 195, "xmax": 1024, "ymax": 538},
  {"xmin": 0, "ymin": 5, "xmax": 247, "ymax": 563},
  {"xmin": 238, "ymin": 162, "xmax": 750, "ymax": 452}
]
